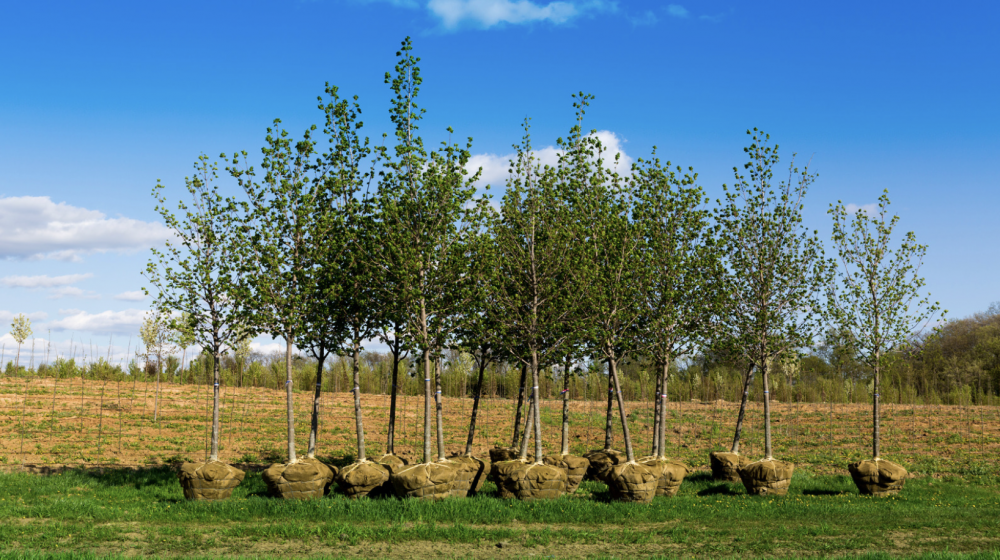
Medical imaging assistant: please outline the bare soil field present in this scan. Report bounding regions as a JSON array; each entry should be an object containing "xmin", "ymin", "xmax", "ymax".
[{"xmin": 1, "ymin": 377, "xmax": 998, "ymax": 474}]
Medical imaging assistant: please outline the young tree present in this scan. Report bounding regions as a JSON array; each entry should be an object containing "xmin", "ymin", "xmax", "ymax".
[
  {"xmin": 554, "ymin": 94, "xmax": 660, "ymax": 502},
  {"xmin": 828, "ymin": 190, "xmax": 943, "ymax": 495},
  {"xmin": 232, "ymin": 120, "xmax": 330, "ymax": 452},
  {"xmin": 297, "ymin": 84, "xmax": 376, "ymax": 469},
  {"xmin": 372, "ymin": 38, "xmax": 485, "ymax": 498},
  {"xmin": 485, "ymin": 118, "xmax": 582, "ymax": 499},
  {"xmin": 9, "ymin": 314, "xmax": 32, "ymax": 373},
  {"xmin": 229, "ymin": 114, "xmax": 341, "ymax": 499},
  {"xmin": 631, "ymin": 152, "xmax": 718, "ymax": 496},
  {"xmin": 139, "ymin": 311, "xmax": 178, "ymax": 422},
  {"xmin": 713, "ymin": 129, "xmax": 832, "ymax": 495},
  {"xmin": 147, "ymin": 155, "xmax": 250, "ymax": 500}
]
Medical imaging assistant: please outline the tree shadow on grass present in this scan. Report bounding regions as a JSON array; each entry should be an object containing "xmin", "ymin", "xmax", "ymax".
[
  {"xmin": 697, "ymin": 483, "xmax": 742, "ymax": 496},
  {"xmin": 81, "ymin": 465, "xmax": 178, "ymax": 490},
  {"xmin": 802, "ymin": 489, "xmax": 850, "ymax": 496}
]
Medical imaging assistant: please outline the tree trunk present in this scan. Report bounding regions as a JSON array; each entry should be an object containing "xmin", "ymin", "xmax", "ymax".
[
  {"xmin": 518, "ymin": 396, "xmax": 535, "ymax": 460},
  {"xmin": 560, "ymin": 354, "xmax": 571, "ymax": 456},
  {"xmin": 422, "ymin": 347, "xmax": 433, "ymax": 464},
  {"xmin": 434, "ymin": 353, "xmax": 446, "ymax": 461},
  {"xmin": 511, "ymin": 362, "xmax": 527, "ymax": 448},
  {"xmin": 307, "ymin": 348, "xmax": 327, "ymax": 458},
  {"xmin": 464, "ymin": 352, "xmax": 487, "ymax": 456},
  {"xmin": 873, "ymin": 358, "xmax": 881, "ymax": 459},
  {"xmin": 658, "ymin": 356, "xmax": 670, "ymax": 459},
  {"xmin": 729, "ymin": 362, "xmax": 756, "ymax": 454},
  {"xmin": 209, "ymin": 347, "xmax": 221, "ymax": 461},
  {"xmin": 652, "ymin": 363, "xmax": 663, "ymax": 457},
  {"xmin": 352, "ymin": 339, "xmax": 367, "ymax": 462},
  {"xmin": 386, "ymin": 337, "xmax": 401, "ymax": 455},
  {"xmin": 603, "ymin": 360, "xmax": 614, "ymax": 450},
  {"xmin": 285, "ymin": 336, "xmax": 297, "ymax": 463},
  {"xmin": 531, "ymin": 349, "xmax": 544, "ymax": 463},
  {"xmin": 153, "ymin": 354, "xmax": 161, "ymax": 422},
  {"xmin": 608, "ymin": 355, "xmax": 636, "ymax": 463},
  {"xmin": 762, "ymin": 361, "xmax": 773, "ymax": 460}
]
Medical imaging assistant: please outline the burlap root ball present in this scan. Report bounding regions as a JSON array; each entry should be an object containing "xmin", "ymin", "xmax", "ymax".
[
  {"xmin": 507, "ymin": 462, "xmax": 568, "ymax": 501},
  {"xmin": 542, "ymin": 454, "xmax": 590, "ymax": 493},
  {"xmin": 848, "ymin": 458, "xmax": 907, "ymax": 497},
  {"xmin": 738, "ymin": 459, "xmax": 794, "ymax": 497},
  {"xmin": 178, "ymin": 461, "xmax": 245, "ymax": 501},
  {"xmin": 639, "ymin": 456, "xmax": 689, "ymax": 498},
  {"xmin": 607, "ymin": 461, "xmax": 658, "ymax": 503},
  {"xmin": 709, "ymin": 451, "xmax": 749, "ymax": 482},
  {"xmin": 490, "ymin": 459, "xmax": 528, "ymax": 499},
  {"xmin": 390, "ymin": 462, "xmax": 456, "ymax": 499},
  {"xmin": 263, "ymin": 458, "xmax": 335, "ymax": 500},
  {"xmin": 335, "ymin": 461, "xmax": 390, "ymax": 499},
  {"xmin": 489, "ymin": 447, "xmax": 521, "ymax": 463},
  {"xmin": 376, "ymin": 453, "xmax": 408, "ymax": 475},
  {"xmin": 447, "ymin": 455, "xmax": 489, "ymax": 495},
  {"xmin": 584, "ymin": 449, "xmax": 624, "ymax": 483}
]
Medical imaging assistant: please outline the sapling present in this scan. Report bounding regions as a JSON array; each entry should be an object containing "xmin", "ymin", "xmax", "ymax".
[
  {"xmin": 147, "ymin": 155, "xmax": 252, "ymax": 500},
  {"xmin": 828, "ymin": 190, "xmax": 943, "ymax": 495},
  {"xmin": 712, "ymin": 129, "xmax": 832, "ymax": 495}
]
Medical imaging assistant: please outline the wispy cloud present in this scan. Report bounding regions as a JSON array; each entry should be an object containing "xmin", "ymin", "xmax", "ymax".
[
  {"xmin": 47, "ymin": 286, "xmax": 100, "ymax": 300},
  {"xmin": 665, "ymin": 4, "xmax": 688, "ymax": 18},
  {"xmin": 0, "ymin": 196, "xmax": 171, "ymax": 261},
  {"xmin": 629, "ymin": 10, "xmax": 657, "ymax": 26},
  {"xmin": 427, "ymin": 0, "xmax": 612, "ymax": 29},
  {"xmin": 113, "ymin": 290, "xmax": 148, "ymax": 302},
  {"xmin": 0, "ymin": 310, "xmax": 49, "ymax": 323},
  {"xmin": 1, "ymin": 273, "xmax": 93, "ymax": 289},
  {"xmin": 48, "ymin": 308, "xmax": 147, "ymax": 335},
  {"xmin": 466, "ymin": 130, "xmax": 633, "ymax": 187}
]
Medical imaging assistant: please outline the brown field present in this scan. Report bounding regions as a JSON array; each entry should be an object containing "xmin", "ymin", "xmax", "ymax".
[{"xmin": 1, "ymin": 376, "xmax": 998, "ymax": 475}]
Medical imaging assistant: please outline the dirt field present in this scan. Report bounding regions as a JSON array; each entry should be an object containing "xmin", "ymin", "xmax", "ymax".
[{"xmin": 1, "ymin": 376, "xmax": 998, "ymax": 474}]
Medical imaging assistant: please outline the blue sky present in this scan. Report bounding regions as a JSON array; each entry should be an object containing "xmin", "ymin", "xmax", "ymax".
[{"xmin": 1, "ymin": 0, "xmax": 997, "ymax": 363}]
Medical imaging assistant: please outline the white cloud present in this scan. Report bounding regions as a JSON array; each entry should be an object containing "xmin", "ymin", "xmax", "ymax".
[
  {"xmin": 466, "ymin": 130, "xmax": 632, "ymax": 187},
  {"xmin": 250, "ymin": 341, "xmax": 295, "ymax": 355},
  {"xmin": 48, "ymin": 308, "xmax": 147, "ymax": 335},
  {"xmin": 0, "ymin": 196, "xmax": 171, "ymax": 261},
  {"xmin": 47, "ymin": 286, "xmax": 100, "ymax": 300},
  {"xmin": 845, "ymin": 203, "xmax": 878, "ymax": 216},
  {"xmin": 114, "ymin": 290, "xmax": 148, "ymax": 302},
  {"xmin": 427, "ymin": 0, "xmax": 609, "ymax": 28},
  {"xmin": 0, "ymin": 310, "xmax": 49, "ymax": 323},
  {"xmin": 666, "ymin": 4, "xmax": 688, "ymax": 17},
  {"xmin": 0, "ymin": 273, "xmax": 93, "ymax": 288}
]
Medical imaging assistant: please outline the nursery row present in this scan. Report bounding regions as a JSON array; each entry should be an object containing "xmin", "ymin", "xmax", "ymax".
[{"xmin": 119, "ymin": 38, "xmax": 951, "ymax": 506}]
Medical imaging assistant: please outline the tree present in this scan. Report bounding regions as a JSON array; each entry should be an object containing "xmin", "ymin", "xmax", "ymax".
[
  {"xmin": 139, "ymin": 311, "xmax": 178, "ymax": 422},
  {"xmin": 9, "ymin": 314, "xmax": 31, "ymax": 373},
  {"xmin": 370, "ymin": 38, "xmax": 485, "ymax": 496},
  {"xmin": 565, "ymin": 96, "xmax": 646, "ymax": 465},
  {"xmin": 230, "ymin": 117, "xmax": 329, "ymax": 466},
  {"xmin": 631, "ymin": 152, "xmax": 718, "ymax": 461},
  {"xmin": 713, "ymin": 129, "xmax": 831, "ymax": 493},
  {"xmin": 487, "ymin": 117, "xmax": 579, "ymax": 471},
  {"xmin": 828, "ymin": 190, "xmax": 943, "ymax": 494},
  {"xmin": 147, "ymin": 155, "xmax": 251, "ymax": 470},
  {"xmin": 298, "ymin": 83, "xmax": 375, "ymax": 465}
]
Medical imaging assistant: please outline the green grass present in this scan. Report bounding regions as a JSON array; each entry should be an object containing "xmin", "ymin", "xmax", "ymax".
[{"xmin": 1, "ymin": 468, "xmax": 999, "ymax": 558}]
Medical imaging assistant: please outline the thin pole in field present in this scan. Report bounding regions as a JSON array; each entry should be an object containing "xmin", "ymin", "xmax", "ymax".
[{"xmin": 96, "ymin": 379, "xmax": 107, "ymax": 459}]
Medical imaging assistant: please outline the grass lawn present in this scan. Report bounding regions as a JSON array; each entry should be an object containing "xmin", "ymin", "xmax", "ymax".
[{"xmin": 1, "ymin": 466, "xmax": 999, "ymax": 559}]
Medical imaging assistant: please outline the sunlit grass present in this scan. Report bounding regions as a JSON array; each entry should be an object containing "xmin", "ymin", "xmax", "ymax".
[{"xmin": 1, "ymin": 467, "xmax": 999, "ymax": 558}]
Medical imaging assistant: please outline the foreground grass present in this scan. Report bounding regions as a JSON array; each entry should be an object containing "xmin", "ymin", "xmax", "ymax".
[{"xmin": 1, "ymin": 467, "xmax": 999, "ymax": 558}]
